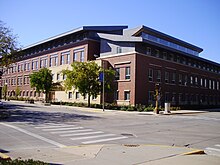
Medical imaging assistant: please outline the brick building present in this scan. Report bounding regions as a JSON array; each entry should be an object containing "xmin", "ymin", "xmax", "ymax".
[{"xmin": 1, "ymin": 25, "xmax": 220, "ymax": 107}]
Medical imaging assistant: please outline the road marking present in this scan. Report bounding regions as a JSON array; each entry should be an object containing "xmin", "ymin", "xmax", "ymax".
[
  {"xmin": 82, "ymin": 136, "xmax": 128, "ymax": 144},
  {"xmin": 71, "ymin": 134, "xmax": 115, "ymax": 140},
  {"xmin": 206, "ymin": 147, "xmax": 220, "ymax": 152},
  {"xmin": 35, "ymin": 125, "xmax": 75, "ymax": 129},
  {"xmin": 215, "ymin": 144, "xmax": 220, "ymax": 147},
  {"xmin": 51, "ymin": 128, "xmax": 89, "ymax": 134},
  {"xmin": 43, "ymin": 127, "xmax": 82, "ymax": 131},
  {"xmin": 60, "ymin": 131, "xmax": 104, "ymax": 137},
  {"xmin": 0, "ymin": 123, "xmax": 66, "ymax": 148}
]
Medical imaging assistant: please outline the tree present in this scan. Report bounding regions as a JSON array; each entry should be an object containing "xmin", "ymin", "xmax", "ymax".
[
  {"xmin": 15, "ymin": 86, "xmax": 21, "ymax": 100},
  {"xmin": 2, "ymin": 84, "xmax": 7, "ymax": 101},
  {"xmin": 30, "ymin": 68, "xmax": 52, "ymax": 103},
  {"xmin": 0, "ymin": 20, "xmax": 20, "ymax": 68},
  {"xmin": 63, "ymin": 61, "xmax": 115, "ymax": 107}
]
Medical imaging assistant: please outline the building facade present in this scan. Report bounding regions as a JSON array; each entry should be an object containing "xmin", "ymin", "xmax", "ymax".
[{"xmin": 1, "ymin": 25, "xmax": 220, "ymax": 107}]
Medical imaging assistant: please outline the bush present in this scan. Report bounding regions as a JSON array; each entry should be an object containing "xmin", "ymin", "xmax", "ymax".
[
  {"xmin": 127, "ymin": 105, "xmax": 136, "ymax": 111},
  {"xmin": 144, "ymin": 104, "xmax": 154, "ymax": 111},
  {"xmin": 0, "ymin": 159, "xmax": 49, "ymax": 165}
]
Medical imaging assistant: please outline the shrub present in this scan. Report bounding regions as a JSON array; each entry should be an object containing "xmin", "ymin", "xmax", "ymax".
[
  {"xmin": 144, "ymin": 104, "xmax": 154, "ymax": 111},
  {"xmin": 127, "ymin": 105, "xmax": 136, "ymax": 111},
  {"xmin": 0, "ymin": 159, "xmax": 49, "ymax": 165}
]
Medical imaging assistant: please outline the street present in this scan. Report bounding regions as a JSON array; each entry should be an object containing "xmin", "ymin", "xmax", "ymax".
[{"xmin": 0, "ymin": 101, "xmax": 220, "ymax": 164}]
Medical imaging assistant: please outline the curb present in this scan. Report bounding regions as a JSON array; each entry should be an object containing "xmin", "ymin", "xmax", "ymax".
[
  {"xmin": 0, "ymin": 152, "xmax": 11, "ymax": 160},
  {"xmin": 181, "ymin": 149, "xmax": 205, "ymax": 155}
]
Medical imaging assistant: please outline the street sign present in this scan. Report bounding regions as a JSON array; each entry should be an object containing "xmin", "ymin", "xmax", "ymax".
[{"xmin": 99, "ymin": 72, "xmax": 104, "ymax": 82}]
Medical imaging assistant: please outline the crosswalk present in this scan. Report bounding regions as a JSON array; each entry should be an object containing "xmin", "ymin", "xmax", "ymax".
[
  {"xmin": 34, "ymin": 123, "xmax": 128, "ymax": 145},
  {"xmin": 205, "ymin": 144, "xmax": 220, "ymax": 157}
]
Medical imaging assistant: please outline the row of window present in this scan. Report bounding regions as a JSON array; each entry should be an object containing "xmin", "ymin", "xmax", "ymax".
[
  {"xmin": 145, "ymin": 47, "xmax": 220, "ymax": 75},
  {"xmin": 6, "ymin": 90, "xmax": 41, "ymax": 97},
  {"xmin": 148, "ymin": 68, "xmax": 220, "ymax": 90},
  {"xmin": 4, "ymin": 49, "xmax": 85, "ymax": 74},
  {"xmin": 68, "ymin": 92, "xmax": 97, "ymax": 100},
  {"xmin": 148, "ymin": 91, "xmax": 220, "ymax": 104},
  {"xmin": 1, "ymin": 76, "xmax": 30, "ymax": 86}
]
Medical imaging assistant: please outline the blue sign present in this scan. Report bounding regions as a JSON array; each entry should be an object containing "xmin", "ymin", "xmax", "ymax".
[{"xmin": 99, "ymin": 72, "xmax": 104, "ymax": 82}]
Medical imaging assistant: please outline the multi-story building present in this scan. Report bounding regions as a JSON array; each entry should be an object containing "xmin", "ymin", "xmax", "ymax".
[{"xmin": 1, "ymin": 25, "xmax": 220, "ymax": 107}]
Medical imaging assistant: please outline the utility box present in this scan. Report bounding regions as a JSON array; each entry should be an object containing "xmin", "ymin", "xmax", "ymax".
[{"xmin": 165, "ymin": 103, "xmax": 171, "ymax": 113}]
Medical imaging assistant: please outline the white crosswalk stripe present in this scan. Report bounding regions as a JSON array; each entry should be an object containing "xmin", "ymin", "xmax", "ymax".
[
  {"xmin": 34, "ymin": 123, "xmax": 129, "ymax": 144},
  {"xmin": 205, "ymin": 144, "xmax": 220, "ymax": 157}
]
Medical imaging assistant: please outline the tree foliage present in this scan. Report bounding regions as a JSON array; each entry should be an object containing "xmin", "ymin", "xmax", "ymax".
[
  {"xmin": 30, "ymin": 68, "xmax": 52, "ymax": 102},
  {"xmin": 62, "ymin": 61, "xmax": 115, "ymax": 107},
  {"xmin": 0, "ymin": 20, "xmax": 20, "ymax": 67}
]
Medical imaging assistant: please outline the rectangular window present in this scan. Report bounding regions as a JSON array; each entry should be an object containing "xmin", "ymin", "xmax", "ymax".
[
  {"xmin": 45, "ymin": 59, "xmax": 48, "ymax": 67},
  {"xmin": 57, "ymin": 74, "xmax": 60, "ymax": 80},
  {"xmin": 76, "ymin": 92, "xmax": 80, "ymax": 99},
  {"xmin": 165, "ymin": 72, "xmax": 169, "ymax": 83},
  {"xmin": 156, "ymin": 70, "xmax": 161, "ymax": 82},
  {"xmin": 204, "ymin": 79, "xmax": 207, "ymax": 88},
  {"xmin": 146, "ymin": 47, "xmax": 151, "ymax": 55},
  {"xmin": 80, "ymin": 51, "xmax": 84, "ymax": 62},
  {"xmin": 163, "ymin": 52, "xmax": 167, "ymax": 60},
  {"xmin": 125, "ymin": 67, "xmax": 130, "ymax": 79},
  {"xmin": 148, "ymin": 69, "xmax": 153, "ymax": 82},
  {"xmin": 52, "ymin": 74, "xmax": 54, "ymax": 80},
  {"xmin": 49, "ymin": 57, "xmax": 52, "ymax": 67},
  {"xmin": 67, "ymin": 53, "xmax": 70, "ymax": 64},
  {"xmin": 148, "ymin": 91, "xmax": 154, "ymax": 101},
  {"xmin": 217, "ymin": 81, "xmax": 219, "ymax": 90},
  {"xmin": 115, "ymin": 68, "xmax": 120, "ymax": 80},
  {"xmin": 209, "ymin": 80, "xmax": 212, "ymax": 89},
  {"xmin": 35, "ymin": 61, "xmax": 38, "ymax": 70},
  {"xmin": 60, "ymin": 55, "xmax": 64, "ymax": 65},
  {"xmin": 55, "ymin": 56, "xmax": 58, "ymax": 66},
  {"xmin": 124, "ymin": 91, "xmax": 130, "ymax": 100},
  {"xmin": 190, "ymin": 76, "xmax": 193, "ymax": 85},
  {"xmin": 63, "ymin": 74, "xmax": 67, "ymax": 80},
  {"xmin": 155, "ymin": 49, "xmax": 159, "ymax": 57},
  {"xmin": 195, "ymin": 77, "xmax": 198, "ymax": 85},
  {"xmin": 200, "ymin": 78, "xmax": 203, "ymax": 87},
  {"xmin": 179, "ymin": 74, "xmax": 182, "ymax": 85},
  {"xmin": 213, "ymin": 81, "xmax": 215, "ymax": 90},
  {"xmin": 117, "ymin": 47, "xmax": 122, "ymax": 54},
  {"xmin": 114, "ymin": 91, "xmax": 119, "ymax": 100},
  {"xmin": 68, "ymin": 92, "xmax": 72, "ymax": 99},
  {"xmin": 172, "ymin": 73, "xmax": 176, "ymax": 84},
  {"xmin": 73, "ymin": 52, "xmax": 77, "ymax": 61}
]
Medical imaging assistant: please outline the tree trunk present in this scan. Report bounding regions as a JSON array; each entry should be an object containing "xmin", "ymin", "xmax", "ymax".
[
  {"xmin": 45, "ymin": 92, "xmax": 48, "ymax": 103},
  {"xmin": 88, "ymin": 93, "xmax": 91, "ymax": 107}
]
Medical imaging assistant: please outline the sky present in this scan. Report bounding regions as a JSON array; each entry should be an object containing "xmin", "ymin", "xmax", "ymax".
[{"xmin": 1, "ymin": 0, "xmax": 220, "ymax": 64}]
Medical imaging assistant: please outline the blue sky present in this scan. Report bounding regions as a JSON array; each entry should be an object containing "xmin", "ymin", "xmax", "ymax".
[{"xmin": 1, "ymin": 0, "xmax": 220, "ymax": 63}]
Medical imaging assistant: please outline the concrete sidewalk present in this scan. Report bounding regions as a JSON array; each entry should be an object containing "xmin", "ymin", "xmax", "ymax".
[{"xmin": 3, "ymin": 144, "xmax": 220, "ymax": 165}]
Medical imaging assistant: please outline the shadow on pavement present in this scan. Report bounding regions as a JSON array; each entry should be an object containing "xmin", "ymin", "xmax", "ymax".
[{"xmin": 1, "ymin": 102, "xmax": 100, "ymax": 125}]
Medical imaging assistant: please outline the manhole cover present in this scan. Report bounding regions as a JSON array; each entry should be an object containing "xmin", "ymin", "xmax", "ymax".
[{"xmin": 124, "ymin": 144, "xmax": 140, "ymax": 147}]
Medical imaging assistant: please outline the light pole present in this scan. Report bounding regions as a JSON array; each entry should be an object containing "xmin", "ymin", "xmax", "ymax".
[
  {"xmin": 4, "ymin": 82, "xmax": 8, "ymax": 101},
  {"xmin": 94, "ymin": 54, "xmax": 105, "ymax": 112}
]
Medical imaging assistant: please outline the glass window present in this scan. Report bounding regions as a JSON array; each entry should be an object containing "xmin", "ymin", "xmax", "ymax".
[
  {"xmin": 114, "ymin": 91, "xmax": 119, "ymax": 100},
  {"xmin": 60, "ymin": 55, "xmax": 64, "ymax": 65},
  {"xmin": 76, "ymin": 92, "xmax": 80, "ymax": 99},
  {"xmin": 156, "ymin": 70, "xmax": 161, "ymax": 82},
  {"xmin": 204, "ymin": 79, "xmax": 207, "ymax": 88},
  {"xmin": 155, "ymin": 49, "xmax": 160, "ymax": 57},
  {"xmin": 49, "ymin": 57, "xmax": 52, "ymax": 67},
  {"xmin": 45, "ymin": 59, "xmax": 48, "ymax": 67},
  {"xmin": 165, "ymin": 71, "xmax": 169, "ymax": 83},
  {"xmin": 57, "ymin": 74, "xmax": 60, "ymax": 80},
  {"xmin": 124, "ymin": 91, "xmax": 130, "ymax": 100},
  {"xmin": 80, "ymin": 51, "xmax": 84, "ymax": 62},
  {"xmin": 200, "ymin": 78, "xmax": 203, "ymax": 87},
  {"xmin": 117, "ymin": 47, "xmax": 122, "ymax": 54},
  {"xmin": 148, "ymin": 91, "xmax": 154, "ymax": 101},
  {"xmin": 146, "ymin": 47, "xmax": 151, "ymax": 55},
  {"xmin": 172, "ymin": 73, "xmax": 176, "ymax": 84},
  {"xmin": 209, "ymin": 80, "xmax": 212, "ymax": 89},
  {"xmin": 217, "ymin": 81, "xmax": 219, "ymax": 90},
  {"xmin": 68, "ymin": 92, "xmax": 72, "ymax": 99},
  {"xmin": 35, "ymin": 61, "xmax": 38, "ymax": 70},
  {"xmin": 55, "ymin": 56, "xmax": 58, "ymax": 66},
  {"xmin": 125, "ymin": 67, "xmax": 130, "ymax": 79},
  {"xmin": 63, "ymin": 74, "xmax": 67, "ymax": 80},
  {"xmin": 73, "ymin": 52, "xmax": 77, "ymax": 61},
  {"xmin": 195, "ymin": 77, "xmax": 198, "ymax": 85},
  {"xmin": 148, "ymin": 69, "xmax": 153, "ymax": 82},
  {"xmin": 163, "ymin": 52, "xmax": 167, "ymax": 60},
  {"xmin": 179, "ymin": 74, "xmax": 182, "ymax": 85},
  {"xmin": 115, "ymin": 68, "xmax": 120, "ymax": 80},
  {"xmin": 67, "ymin": 53, "xmax": 70, "ymax": 64}
]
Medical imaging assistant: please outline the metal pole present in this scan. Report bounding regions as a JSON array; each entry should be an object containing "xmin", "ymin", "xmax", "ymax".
[{"xmin": 102, "ymin": 60, "xmax": 105, "ymax": 111}]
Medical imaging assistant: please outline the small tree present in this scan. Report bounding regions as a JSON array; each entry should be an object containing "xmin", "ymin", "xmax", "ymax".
[
  {"xmin": 30, "ymin": 68, "xmax": 52, "ymax": 103},
  {"xmin": 2, "ymin": 84, "xmax": 7, "ymax": 100},
  {"xmin": 63, "ymin": 61, "xmax": 100, "ymax": 107},
  {"xmin": 15, "ymin": 86, "xmax": 21, "ymax": 100}
]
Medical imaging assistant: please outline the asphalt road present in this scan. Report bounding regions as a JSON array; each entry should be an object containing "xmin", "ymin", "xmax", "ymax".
[{"xmin": 1, "ymin": 101, "xmax": 220, "ymax": 163}]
